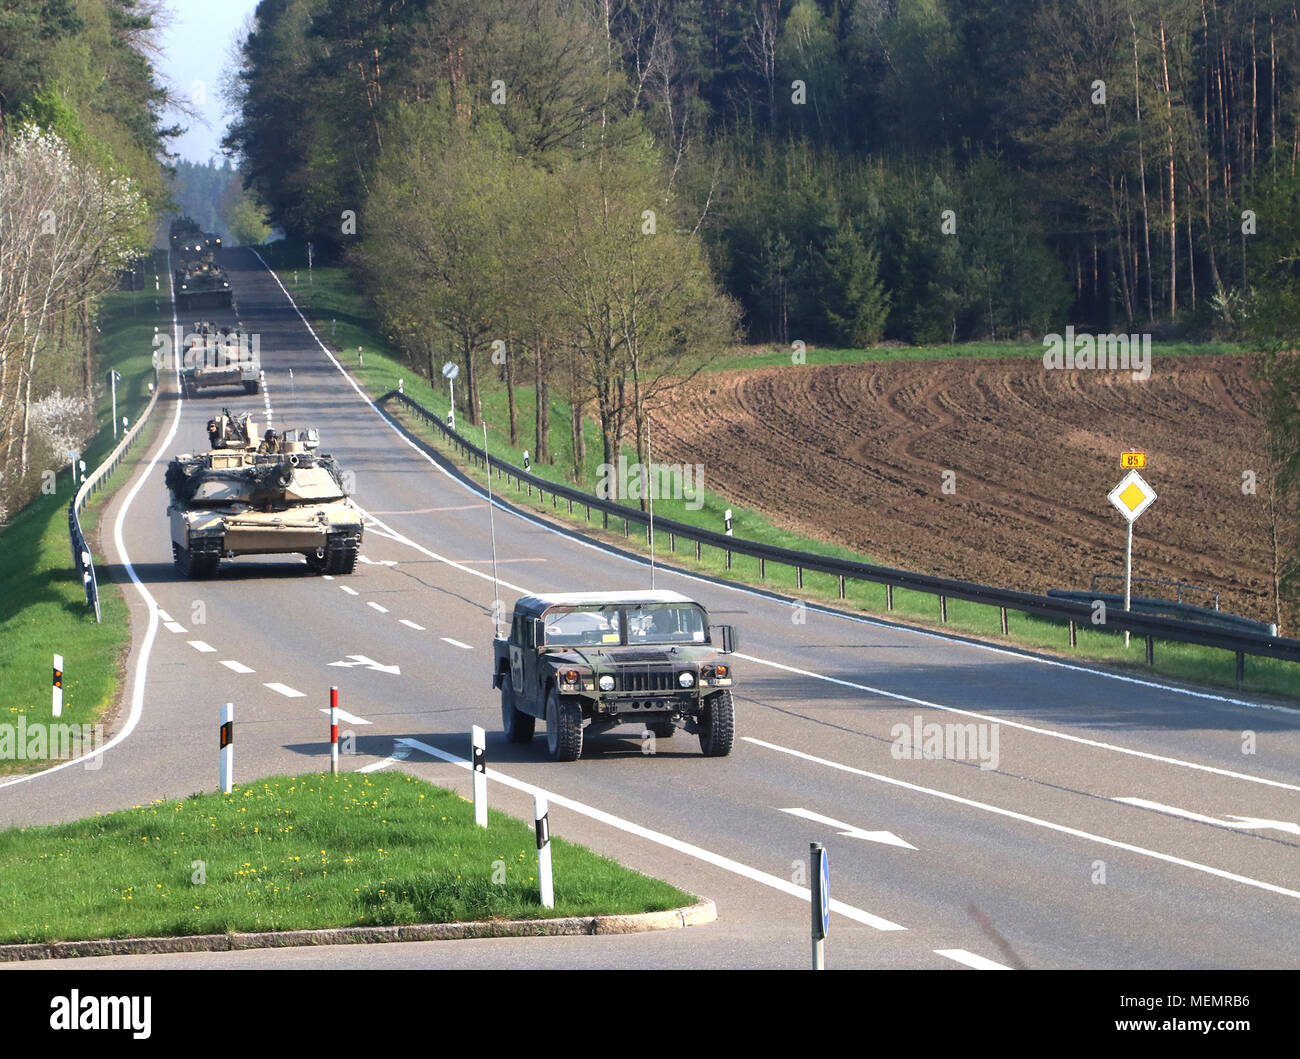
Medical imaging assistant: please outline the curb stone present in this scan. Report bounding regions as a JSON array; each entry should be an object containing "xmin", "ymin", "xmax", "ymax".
[{"xmin": 0, "ymin": 899, "xmax": 716, "ymax": 962}]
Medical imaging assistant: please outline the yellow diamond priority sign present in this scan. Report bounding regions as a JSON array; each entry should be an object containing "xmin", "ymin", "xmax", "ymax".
[{"xmin": 1108, "ymin": 470, "xmax": 1156, "ymax": 523}]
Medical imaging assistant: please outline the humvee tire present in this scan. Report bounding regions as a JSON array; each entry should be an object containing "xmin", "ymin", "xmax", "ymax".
[
  {"xmin": 698, "ymin": 690, "xmax": 734, "ymax": 757},
  {"xmin": 501, "ymin": 680, "xmax": 535, "ymax": 743},
  {"xmin": 545, "ymin": 687, "xmax": 583, "ymax": 762}
]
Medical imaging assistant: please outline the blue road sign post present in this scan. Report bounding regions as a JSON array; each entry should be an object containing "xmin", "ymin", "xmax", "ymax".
[{"xmin": 811, "ymin": 842, "xmax": 828, "ymax": 969}]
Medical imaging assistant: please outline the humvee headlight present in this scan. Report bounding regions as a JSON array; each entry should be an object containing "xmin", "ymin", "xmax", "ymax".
[
  {"xmin": 599, "ymin": 675, "xmax": 615, "ymax": 691},
  {"xmin": 678, "ymin": 671, "xmax": 695, "ymax": 688}
]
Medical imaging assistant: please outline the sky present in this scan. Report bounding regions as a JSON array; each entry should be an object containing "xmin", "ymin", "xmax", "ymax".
[{"xmin": 156, "ymin": 0, "xmax": 262, "ymax": 164}]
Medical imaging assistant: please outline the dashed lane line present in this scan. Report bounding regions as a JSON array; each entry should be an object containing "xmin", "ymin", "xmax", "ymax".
[
  {"xmin": 264, "ymin": 683, "xmax": 305, "ymax": 698},
  {"xmin": 187, "ymin": 640, "xmax": 216, "ymax": 653},
  {"xmin": 163, "ymin": 622, "xmax": 186, "ymax": 634},
  {"xmin": 441, "ymin": 638, "xmax": 473, "ymax": 650},
  {"xmin": 319, "ymin": 708, "xmax": 371, "ymax": 726},
  {"xmin": 399, "ymin": 619, "xmax": 425, "ymax": 631},
  {"xmin": 367, "ymin": 601, "xmax": 389, "ymax": 614},
  {"xmin": 221, "ymin": 661, "xmax": 255, "ymax": 674},
  {"xmin": 935, "ymin": 949, "xmax": 1011, "ymax": 970},
  {"xmin": 340, "ymin": 585, "xmax": 358, "ymax": 596}
]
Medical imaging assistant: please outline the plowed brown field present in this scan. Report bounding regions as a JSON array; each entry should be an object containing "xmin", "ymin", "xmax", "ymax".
[{"xmin": 654, "ymin": 355, "xmax": 1283, "ymax": 624}]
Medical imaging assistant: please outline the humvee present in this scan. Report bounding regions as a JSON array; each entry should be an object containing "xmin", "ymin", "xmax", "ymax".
[{"xmin": 492, "ymin": 590, "xmax": 738, "ymax": 761}]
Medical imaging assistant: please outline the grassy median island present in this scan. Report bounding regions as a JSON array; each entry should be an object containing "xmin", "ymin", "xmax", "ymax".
[{"xmin": 0, "ymin": 773, "xmax": 695, "ymax": 944}]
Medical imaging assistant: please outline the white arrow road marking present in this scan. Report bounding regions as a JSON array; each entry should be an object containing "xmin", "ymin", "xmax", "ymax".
[
  {"xmin": 780, "ymin": 807, "xmax": 917, "ymax": 849},
  {"xmin": 399, "ymin": 619, "xmax": 425, "ymax": 631},
  {"xmin": 327, "ymin": 655, "xmax": 401, "ymax": 675},
  {"xmin": 358, "ymin": 556, "xmax": 396, "ymax": 566},
  {"xmin": 394, "ymin": 737, "xmax": 906, "ymax": 931},
  {"xmin": 319, "ymin": 707, "xmax": 371, "ymax": 726},
  {"xmin": 340, "ymin": 585, "xmax": 358, "ymax": 596},
  {"xmin": 1115, "ymin": 797, "xmax": 1300, "ymax": 837},
  {"xmin": 935, "ymin": 949, "xmax": 1011, "ymax": 970},
  {"xmin": 187, "ymin": 640, "xmax": 215, "ymax": 653},
  {"xmin": 367, "ymin": 601, "xmax": 389, "ymax": 613},
  {"xmin": 264, "ymin": 683, "xmax": 305, "ymax": 698},
  {"xmin": 441, "ymin": 638, "xmax": 473, "ymax": 650},
  {"xmin": 163, "ymin": 621, "xmax": 187, "ymax": 634},
  {"xmin": 357, "ymin": 742, "xmax": 412, "ymax": 773},
  {"xmin": 221, "ymin": 660, "xmax": 254, "ymax": 674},
  {"xmin": 747, "ymin": 738, "xmax": 1300, "ymax": 903}
]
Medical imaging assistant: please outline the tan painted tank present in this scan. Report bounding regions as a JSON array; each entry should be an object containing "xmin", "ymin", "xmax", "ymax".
[{"xmin": 165, "ymin": 412, "xmax": 363, "ymax": 578}]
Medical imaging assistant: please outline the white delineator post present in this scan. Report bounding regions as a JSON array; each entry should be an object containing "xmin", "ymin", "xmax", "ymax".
[
  {"xmin": 535, "ymin": 794, "xmax": 554, "ymax": 908},
  {"xmin": 472, "ymin": 725, "xmax": 487, "ymax": 828},
  {"xmin": 330, "ymin": 686, "xmax": 340, "ymax": 776},
  {"xmin": 219, "ymin": 703, "xmax": 233, "ymax": 794},
  {"xmin": 52, "ymin": 654, "xmax": 64, "ymax": 718}
]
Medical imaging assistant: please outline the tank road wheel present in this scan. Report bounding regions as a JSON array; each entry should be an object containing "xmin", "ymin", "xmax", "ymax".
[
  {"xmin": 698, "ymin": 690, "xmax": 735, "ymax": 757},
  {"xmin": 173, "ymin": 542, "xmax": 218, "ymax": 580},
  {"xmin": 501, "ymin": 679, "xmax": 535, "ymax": 743},
  {"xmin": 545, "ymin": 687, "xmax": 583, "ymax": 762},
  {"xmin": 648, "ymin": 721, "xmax": 676, "ymax": 739}
]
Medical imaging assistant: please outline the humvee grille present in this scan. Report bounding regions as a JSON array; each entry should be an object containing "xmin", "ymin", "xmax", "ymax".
[{"xmin": 615, "ymin": 668, "xmax": 675, "ymax": 693}]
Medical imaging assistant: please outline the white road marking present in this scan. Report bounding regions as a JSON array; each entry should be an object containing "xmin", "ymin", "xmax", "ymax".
[
  {"xmin": 220, "ymin": 660, "xmax": 255, "ymax": 674},
  {"xmin": 935, "ymin": 949, "xmax": 1011, "ymax": 970},
  {"xmin": 163, "ymin": 621, "xmax": 187, "ymax": 634},
  {"xmin": 366, "ymin": 504, "xmax": 484, "ymax": 514},
  {"xmin": 319, "ymin": 707, "xmax": 371, "ymax": 726},
  {"xmin": 357, "ymin": 743, "xmax": 412, "ymax": 773},
  {"xmin": 746, "ymin": 737, "xmax": 1300, "ymax": 903},
  {"xmin": 187, "ymin": 640, "xmax": 216, "ymax": 653},
  {"xmin": 328, "ymin": 654, "xmax": 401, "ymax": 675},
  {"xmin": 367, "ymin": 601, "xmax": 389, "ymax": 613},
  {"xmin": 340, "ymin": 585, "xmax": 358, "ymax": 596},
  {"xmin": 1115, "ymin": 797, "xmax": 1300, "ymax": 837},
  {"xmin": 251, "ymin": 244, "xmax": 1299, "ymax": 727},
  {"xmin": 399, "ymin": 619, "xmax": 425, "ymax": 631},
  {"xmin": 395, "ymin": 736, "xmax": 906, "ymax": 931},
  {"xmin": 323, "ymin": 574, "xmax": 335, "ymax": 581},
  {"xmin": 2, "ymin": 261, "xmax": 186, "ymax": 787},
  {"xmin": 441, "ymin": 638, "xmax": 473, "ymax": 650},
  {"xmin": 735, "ymin": 653, "xmax": 1300, "ymax": 794},
  {"xmin": 780, "ymin": 807, "xmax": 916, "ymax": 849},
  {"xmin": 358, "ymin": 556, "xmax": 396, "ymax": 566},
  {"xmin": 264, "ymin": 683, "xmax": 305, "ymax": 698},
  {"xmin": 157, "ymin": 609, "xmax": 174, "ymax": 623}
]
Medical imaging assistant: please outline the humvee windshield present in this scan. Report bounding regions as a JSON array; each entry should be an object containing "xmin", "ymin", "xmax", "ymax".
[{"xmin": 542, "ymin": 604, "xmax": 707, "ymax": 647}]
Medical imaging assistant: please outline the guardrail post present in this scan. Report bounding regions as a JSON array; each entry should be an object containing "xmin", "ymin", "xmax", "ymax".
[
  {"xmin": 726, "ymin": 549, "xmax": 732, "ymax": 570},
  {"xmin": 797, "ymin": 566, "xmax": 804, "ymax": 589},
  {"xmin": 695, "ymin": 540, "xmax": 701, "ymax": 562},
  {"xmin": 940, "ymin": 595, "xmax": 947, "ymax": 623},
  {"xmin": 1068, "ymin": 619, "xmax": 1077, "ymax": 647},
  {"xmin": 1000, "ymin": 607, "xmax": 1008, "ymax": 636},
  {"xmin": 1145, "ymin": 635, "xmax": 1154, "ymax": 665},
  {"xmin": 624, "ymin": 518, "xmax": 629, "ymax": 536},
  {"xmin": 603, "ymin": 511, "xmax": 608, "ymax": 530},
  {"xmin": 886, "ymin": 584, "xmax": 893, "ymax": 611},
  {"xmin": 669, "ymin": 532, "xmax": 675, "ymax": 553},
  {"xmin": 838, "ymin": 575, "xmax": 845, "ymax": 600},
  {"xmin": 760, "ymin": 557, "xmax": 766, "ymax": 580}
]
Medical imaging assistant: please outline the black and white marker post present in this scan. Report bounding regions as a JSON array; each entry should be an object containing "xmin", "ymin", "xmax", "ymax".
[
  {"xmin": 52, "ymin": 654, "xmax": 63, "ymax": 718},
  {"xmin": 811, "ymin": 842, "xmax": 829, "ymax": 970},
  {"xmin": 534, "ymin": 794, "xmax": 554, "ymax": 908},
  {"xmin": 724, "ymin": 508, "xmax": 733, "ymax": 536},
  {"xmin": 329, "ymin": 686, "xmax": 340, "ymax": 776},
  {"xmin": 219, "ymin": 703, "xmax": 233, "ymax": 794},
  {"xmin": 471, "ymin": 725, "xmax": 487, "ymax": 828}
]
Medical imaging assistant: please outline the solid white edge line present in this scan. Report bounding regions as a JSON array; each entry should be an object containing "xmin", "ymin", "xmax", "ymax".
[
  {"xmin": 248, "ymin": 250, "xmax": 1298, "ymax": 789},
  {"xmin": 935, "ymin": 948, "xmax": 1011, "ymax": 970},
  {"xmin": 732, "ymin": 652, "xmax": 1300, "ymax": 793},
  {"xmin": 1, "ymin": 255, "xmax": 185, "ymax": 788},
  {"xmin": 394, "ymin": 736, "xmax": 907, "ymax": 932},
  {"xmin": 743, "ymin": 736, "xmax": 1300, "ymax": 903}
]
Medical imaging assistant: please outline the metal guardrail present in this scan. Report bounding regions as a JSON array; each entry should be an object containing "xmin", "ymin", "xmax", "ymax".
[
  {"xmin": 1048, "ymin": 590, "xmax": 1275, "ymax": 635},
  {"xmin": 68, "ymin": 369, "xmax": 162, "ymax": 622},
  {"xmin": 377, "ymin": 389, "xmax": 1300, "ymax": 686},
  {"xmin": 1089, "ymin": 573, "xmax": 1220, "ymax": 610}
]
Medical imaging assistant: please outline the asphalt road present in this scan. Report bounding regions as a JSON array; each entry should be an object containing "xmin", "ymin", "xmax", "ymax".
[{"xmin": 4, "ymin": 247, "xmax": 1299, "ymax": 970}]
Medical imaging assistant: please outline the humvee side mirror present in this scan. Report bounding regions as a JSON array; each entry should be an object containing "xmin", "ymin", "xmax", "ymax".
[{"xmin": 711, "ymin": 624, "xmax": 737, "ymax": 653}]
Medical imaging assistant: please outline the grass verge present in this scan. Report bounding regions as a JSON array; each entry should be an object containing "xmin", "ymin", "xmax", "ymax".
[
  {"xmin": 0, "ymin": 253, "xmax": 171, "ymax": 776},
  {"xmin": 0, "ymin": 773, "xmax": 695, "ymax": 943},
  {"xmin": 268, "ymin": 258, "xmax": 1298, "ymax": 701}
]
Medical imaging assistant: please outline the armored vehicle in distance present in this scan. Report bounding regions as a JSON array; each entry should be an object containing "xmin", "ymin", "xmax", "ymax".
[{"xmin": 180, "ymin": 321, "xmax": 259, "ymax": 397}]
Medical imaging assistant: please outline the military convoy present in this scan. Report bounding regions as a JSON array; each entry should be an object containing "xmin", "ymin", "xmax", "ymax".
[
  {"xmin": 492, "ymin": 590, "xmax": 737, "ymax": 761},
  {"xmin": 175, "ymin": 260, "xmax": 233, "ymax": 311},
  {"xmin": 165, "ymin": 410, "xmax": 364, "ymax": 578},
  {"xmin": 181, "ymin": 321, "xmax": 259, "ymax": 397}
]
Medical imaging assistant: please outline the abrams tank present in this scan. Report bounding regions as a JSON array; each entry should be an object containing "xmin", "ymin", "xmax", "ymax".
[
  {"xmin": 165, "ymin": 412, "xmax": 364, "ymax": 579},
  {"xmin": 176, "ymin": 260, "xmax": 233, "ymax": 311},
  {"xmin": 180, "ymin": 322, "xmax": 260, "ymax": 397}
]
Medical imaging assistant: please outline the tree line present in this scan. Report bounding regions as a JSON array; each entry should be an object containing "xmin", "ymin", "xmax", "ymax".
[{"xmin": 0, "ymin": 0, "xmax": 173, "ymax": 521}]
